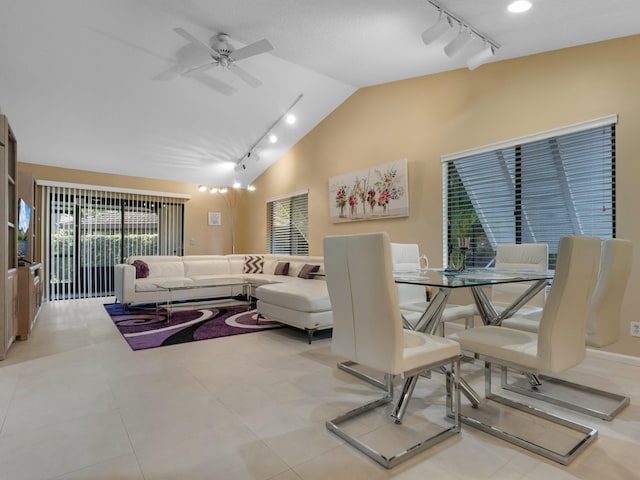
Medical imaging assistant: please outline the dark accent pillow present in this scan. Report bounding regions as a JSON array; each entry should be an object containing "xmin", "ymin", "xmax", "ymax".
[
  {"xmin": 274, "ymin": 262, "xmax": 290, "ymax": 276},
  {"xmin": 132, "ymin": 259, "xmax": 149, "ymax": 279},
  {"xmin": 243, "ymin": 255, "xmax": 264, "ymax": 274},
  {"xmin": 298, "ymin": 264, "xmax": 320, "ymax": 279}
]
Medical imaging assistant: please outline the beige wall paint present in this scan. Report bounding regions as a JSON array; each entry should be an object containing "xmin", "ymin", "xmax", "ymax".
[
  {"xmin": 242, "ymin": 35, "xmax": 640, "ymax": 357},
  {"xmin": 17, "ymin": 163, "xmax": 249, "ymax": 256}
]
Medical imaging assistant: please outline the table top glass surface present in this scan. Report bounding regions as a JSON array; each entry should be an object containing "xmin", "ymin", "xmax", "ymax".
[{"xmin": 393, "ymin": 268, "xmax": 554, "ymax": 288}]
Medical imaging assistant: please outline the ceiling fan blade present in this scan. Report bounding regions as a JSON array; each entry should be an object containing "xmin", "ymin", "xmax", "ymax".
[
  {"xmin": 181, "ymin": 61, "xmax": 217, "ymax": 77},
  {"xmin": 229, "ymin": 64, "xmax": 262, "ymax": 88},
  {"xmin": 230, "ymin": 38, "xmax": 273, "ymax": 62},
  {"xmin": 173, "ymin": 27, "xmax": 218, "ymax": 58}
]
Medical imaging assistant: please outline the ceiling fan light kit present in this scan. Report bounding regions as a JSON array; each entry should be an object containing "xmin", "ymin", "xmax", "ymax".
[{"xmin": 425, "ymin": 0, "xmax": 500, "ymax": 69}]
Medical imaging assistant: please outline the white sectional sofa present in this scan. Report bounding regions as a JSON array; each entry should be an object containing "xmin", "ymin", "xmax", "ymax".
[{"xmin": 114, "ymin": 254, "xmax": 332, "ymax": 342}]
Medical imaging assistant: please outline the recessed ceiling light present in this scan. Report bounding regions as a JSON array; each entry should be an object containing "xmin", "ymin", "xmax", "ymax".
[
  {"xmin": 269, "ymin": 134, "xmax": 278, "ymax": 143},
  {"xmin": 508, "ymin": 1, "xmax": 532, "ymax": 13},
  {"xmin": 285, "ymin": 113, "xmax": 296, "ymax": 125}
]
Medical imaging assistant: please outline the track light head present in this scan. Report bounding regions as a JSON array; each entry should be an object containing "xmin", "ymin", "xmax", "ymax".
[
  {"xmin": 444, "ymin": 28, "xmax": 473, "ymax": 57},
  {"xmin": 421, "ymin": 13, "xmax": 451, "ymax": 45},
  {"xmin": 467, "ymin": 43, "xmax": 495, "ymax": 70}
]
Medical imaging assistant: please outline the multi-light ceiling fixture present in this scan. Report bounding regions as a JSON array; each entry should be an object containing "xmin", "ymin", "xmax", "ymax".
[
  {"xmin": 422, "ymin": 0, "xmax": 502, "ymax": 70},
  {"xmin": 198, "ymin": 184, "xmax": 255, "ymax": 193},
  {"xmin": 234, "ymin": 93, "xmax": 303, "ymax": 172}
]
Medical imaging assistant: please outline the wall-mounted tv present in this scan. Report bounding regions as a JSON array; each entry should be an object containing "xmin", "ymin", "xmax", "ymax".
[{"xmin": 18, "ymin": 198, "xmax": 31, "ymax": 259}]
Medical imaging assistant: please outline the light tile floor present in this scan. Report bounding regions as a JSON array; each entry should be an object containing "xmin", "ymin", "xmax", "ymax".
[{"xmin": 0, "ymin": 298, "xmax": 638, "ymax": 479}]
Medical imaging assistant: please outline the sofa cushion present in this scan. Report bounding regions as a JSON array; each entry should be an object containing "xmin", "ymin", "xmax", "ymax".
[
  {"xmin": 243, "ymin": 255, "xmax": 264, "ymax": 274},
  {"xmin": 255, "ymin": 281, "xmax": 331, "ymax": 312},
  {"xmin": 298, "ymin": 264, "xmax": 320, "ymax": 279},
  {"xmin": 132, "ymin": 259, "xmax": 149, "ymax": 279},
  {"xmin": 274, "ymin": 262, "xmax": 290, "ymax": 275},
  {"xmin": 183, "ymin": 259, "xmax": 231, "ymax": 277},
  {"xmin": 147, "ymin": 261, "xmax": 185, "ymax": 279}
]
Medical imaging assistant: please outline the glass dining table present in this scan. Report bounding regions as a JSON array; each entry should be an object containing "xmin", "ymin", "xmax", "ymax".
[
  {"xmin": 393, "ymin": 267, "xmax": 554, "ymax": 335},
  {"xmin": 391, "ymin": 267, "xmax": 555, "ymax": 408}
]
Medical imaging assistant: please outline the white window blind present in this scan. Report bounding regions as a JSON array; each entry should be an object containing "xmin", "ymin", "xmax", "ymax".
[
  {"xmin": 41, "ymin": 183, "xmax": 186, "ymax": 300},
  {"xmin": 443, "ymin": 120, "xmax": 615, "ymax": 269},
  {"xmin": 267, "ymin": 192, "xmax": 309, "ymax": 255}
]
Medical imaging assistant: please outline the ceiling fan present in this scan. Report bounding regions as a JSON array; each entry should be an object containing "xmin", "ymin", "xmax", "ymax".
[{"xmin": 173, "ymin": 28, "xmax": 273, "ymax": 88}]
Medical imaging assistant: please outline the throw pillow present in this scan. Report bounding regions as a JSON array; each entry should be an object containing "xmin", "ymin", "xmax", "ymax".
[
  {"xmin": 243, "ymin": 255, "xmax": 264, "ymax": 274},
  {"xmin": 274, "ymin": 262, "xmax": 290, "ymax": 276},
  {"xmin": 298, "ymin": 264, "xmax": 320, "ymax": 279},
  {"xmin": 132, "ymin": 259, "xmax": 149, "ymax": 279}
]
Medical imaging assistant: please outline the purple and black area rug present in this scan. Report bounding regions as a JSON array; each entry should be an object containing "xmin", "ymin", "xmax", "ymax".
[{"xmin": 104, "ymin": 303, "xmax": 282, "ymax": 351}]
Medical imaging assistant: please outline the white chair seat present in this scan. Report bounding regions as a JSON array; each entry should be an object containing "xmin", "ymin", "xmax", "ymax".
[
  {"xmin": 501, "ymin": 314, "xmax": 542, "ymax": 333},
  {"xmin": 450, "ymin": 325, "xmax": 538, "ymax": 369},
  {"xmin": 403, "ymin": 330, "xmax": 461, "ymax": 368}
]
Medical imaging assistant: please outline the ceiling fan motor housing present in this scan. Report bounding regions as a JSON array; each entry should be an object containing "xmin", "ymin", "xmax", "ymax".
[{"xmin": 212, "ymin": 33, "xmax": 234, "ymax": 57}]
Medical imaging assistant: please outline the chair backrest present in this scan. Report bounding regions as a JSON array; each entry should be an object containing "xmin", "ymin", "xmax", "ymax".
[
  {"xmin": 390, "ymin": 242, "xmax": 426, "ymax": 306},
  {"xmin": 324, "ymin": 232, "xmax": 404, "ymax": 374},
  {"xmin": 494, "ymin": 243, "xmax": 548, "ymax": 307},
  {"xmin": 537, "ymin": 236, "xmax": 601, "ymax": 373},
  {"xmin": 586, "ymin": 238, "xmax": 633, "ymax": 348}
]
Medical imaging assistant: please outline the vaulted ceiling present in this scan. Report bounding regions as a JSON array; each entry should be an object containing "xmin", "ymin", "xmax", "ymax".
[{"xmin": 1, "ymin": 0, "xmax": 639, "ymax": 187}]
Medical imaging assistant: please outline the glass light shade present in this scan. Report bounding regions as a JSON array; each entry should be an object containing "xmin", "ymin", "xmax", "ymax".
[{"xmin": 508, "ymin": 1, "xmax": 532, "ymax": 13}]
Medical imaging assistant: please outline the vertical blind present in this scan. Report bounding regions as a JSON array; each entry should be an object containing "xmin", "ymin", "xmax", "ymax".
[
  {"xmin": 267, "ymin": 191, "xmax": 309, "ymax": 255},
  {"xmin": 443, "ymin": 117, "xmax": 616, "ymax": 269},
  {"xmin": 40, "ymin": 183, "xmax": 187, "ymax": 300}
]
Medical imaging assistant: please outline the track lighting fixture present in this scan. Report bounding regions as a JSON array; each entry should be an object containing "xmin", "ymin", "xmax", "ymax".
[
  {"xmin": 466, "ymin": 43, "xmax": 495, "ymax": 70},
  {"xmin": 444, "ymin": 27, "xmax": 473, "ymax": 57},
  {"xmin": 424, "ymin": 0, "xmax": 500, "ymax": 70},
  {"xmin": 421, "ymin": 11, "xmax": 451, "ymax": 45},
  {"xmin": 234, "ymin": 93, "xmax": 303, "ymax": 171}
]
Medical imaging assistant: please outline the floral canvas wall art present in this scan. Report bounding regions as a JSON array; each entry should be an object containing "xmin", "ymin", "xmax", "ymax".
[{"xmin": 329, "ymin": 158, "xmax": 408, "ymax": 223}]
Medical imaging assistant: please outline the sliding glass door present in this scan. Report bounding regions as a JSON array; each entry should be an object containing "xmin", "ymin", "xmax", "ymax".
[{"xmin": 44, "ymin": 184, "xmax": 186, "ymax": 300}]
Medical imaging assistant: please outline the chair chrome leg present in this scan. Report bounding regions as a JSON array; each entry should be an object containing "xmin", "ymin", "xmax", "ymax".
[
  {"xmin": 327, "ymin": 355, "xmax": 461, "ymax": 469},
  {"xmin": 459, "ymin": 361, "xmax": 598, "ymax": 465},
  {"xmin": 337, "ymin": 360, "xmax": 387, "ymax": 390},
  {"xmin": 501, "ymin": 369, "xmax": 630, "ymax": 421},
  {"xmin": 391, "ymin": 374, "xmax": 419, "ymax": 423}
]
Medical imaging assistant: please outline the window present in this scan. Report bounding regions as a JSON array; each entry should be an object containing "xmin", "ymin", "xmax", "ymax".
[
  {"xmin": 267, "ymin": 191, "xmax": 309, "ymax": 255},
  {"xmin": 443, "ymin": 116, "xmax": 616, "ymax": 269},
  {"xmin": 41, "ymin": 182, "xmax": 187, "ymax": 300}
]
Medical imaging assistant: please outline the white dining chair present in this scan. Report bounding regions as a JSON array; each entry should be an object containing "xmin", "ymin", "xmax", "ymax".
[
  {"xmin": 447, "ymin": 235, "xmax": 600, "ymax": 465},
  {"xmin": 492, "ymin": 242, "xmax": 548, "ymax": 316},
  {"xmin": 501, "ymin": 238, "xmax": 632, "ymax": 420},
  {"xmin": 324, "ymin": 232, "xmax": 461, "ymax": 469},
  {"xmin": 390, "ymin": 242, "xmax": 475, "ymax": 333}
]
